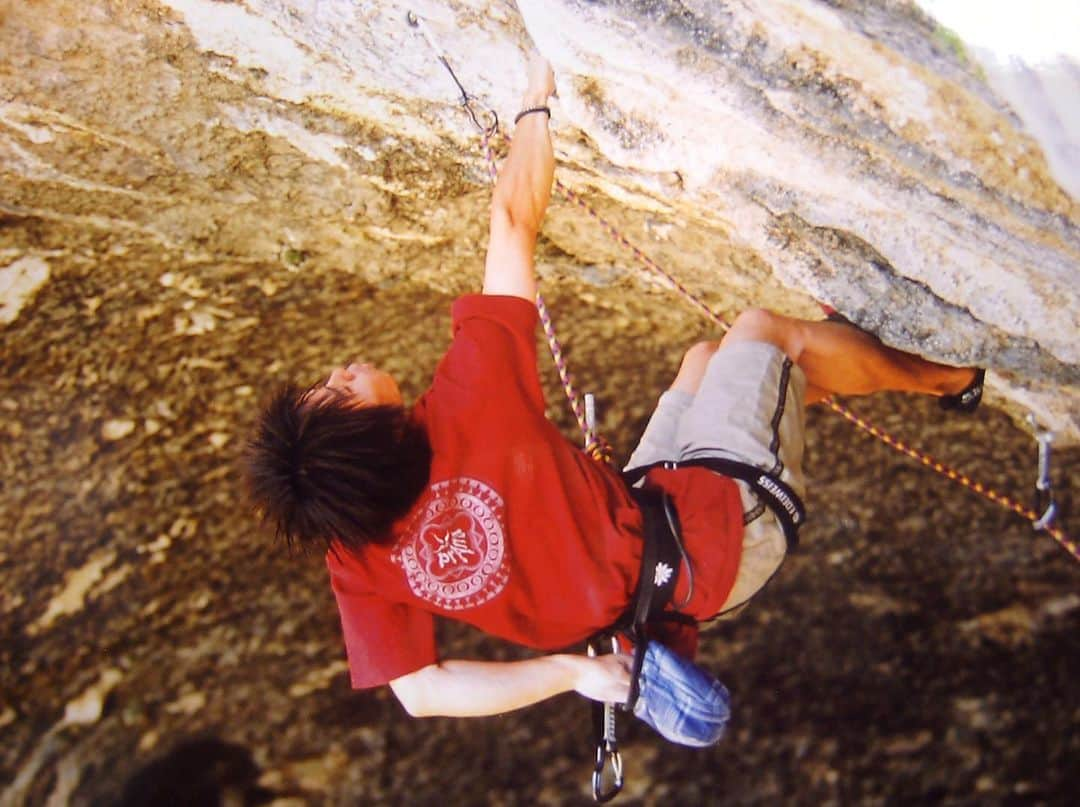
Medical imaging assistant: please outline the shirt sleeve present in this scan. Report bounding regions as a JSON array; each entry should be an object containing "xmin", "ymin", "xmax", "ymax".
[
  {"xmin": 435, "ymin": 294, "xmax": 546, "ymax": 414},
  {"xmin": 328, "ymin": 558, "xmax": 438, "ymax": 689}
]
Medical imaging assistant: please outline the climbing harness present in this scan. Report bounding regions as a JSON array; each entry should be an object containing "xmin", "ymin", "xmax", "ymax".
[
  {"xmin": 582, "ymin": 395, "xmax": 703, "ymax": 801},
  {"xmin": 406, "ymin": 11, "xmax": 1077, "ymax": 801},
  {"xmin": 625, "ymin": 457, "xmax": 805, "ymax": 552}
]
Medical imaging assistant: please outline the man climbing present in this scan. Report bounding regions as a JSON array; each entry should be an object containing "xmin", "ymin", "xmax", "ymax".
[{"xmin": 245, "ymin": 56, "xmax": 982, "ymax": 730}]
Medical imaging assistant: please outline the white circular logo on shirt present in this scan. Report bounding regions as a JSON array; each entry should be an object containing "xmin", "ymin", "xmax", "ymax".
[{"xmin": 392, "ymin": 477, "xmax": 509, "ymax": 611}]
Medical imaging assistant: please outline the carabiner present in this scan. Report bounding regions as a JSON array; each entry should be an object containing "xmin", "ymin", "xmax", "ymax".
[
  {"xmin": 462, "ymin": 95, "xmax": 499, "ymax": 138},
  {"xmin": 592, "ymin": 733, "xmax": 624, "ymax": 803}
]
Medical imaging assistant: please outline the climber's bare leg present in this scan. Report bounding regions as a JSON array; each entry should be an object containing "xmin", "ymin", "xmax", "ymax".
[
  {"xmin": 720, "ymin": 308, "xmax": 977, "ymax": 405},
  {"xmin": 669, "ymin": 340, "xmax": 723, "ymax": 395}
]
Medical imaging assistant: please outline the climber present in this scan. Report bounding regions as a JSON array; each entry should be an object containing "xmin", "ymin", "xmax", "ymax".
[{"xmin": 244, "ymin": 55, "xmax": 983, "ymax": 735}]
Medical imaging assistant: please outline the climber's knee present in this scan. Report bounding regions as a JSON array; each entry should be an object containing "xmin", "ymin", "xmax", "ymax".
[
  {"xmin": 722, "ymin": 308, "xmax": 803, "ymax": 361},
  {"xmin": 670, "ymin": 340, "xmax": 721, "ymax": 394}
]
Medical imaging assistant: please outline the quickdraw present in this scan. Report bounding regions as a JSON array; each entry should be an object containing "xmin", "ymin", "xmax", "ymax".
[
  {"xmin": 1027, "ymin": 413, "xmax": 1059, "ymax": 531},
  {"xmin": 405, "ymin": 11, "xmax": 497, "ymax": 137},
  {"xmin": 586, "ymin": 636, "xmax": 624, "ymax": 803}
]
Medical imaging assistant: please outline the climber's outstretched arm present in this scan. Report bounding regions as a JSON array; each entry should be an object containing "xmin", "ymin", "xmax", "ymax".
[
  {"xmin": 482, "ymin": 55, "xmax": 556, "ymax": 300},
  {"xmin": 389, "ymin": 653, "xmax": 631, "ymax": 718}
]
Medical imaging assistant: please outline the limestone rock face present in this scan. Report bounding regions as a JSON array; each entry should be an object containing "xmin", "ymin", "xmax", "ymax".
[
  {"xmin": 1, "ymin": 0, "xmax": 1077, "ymax": 440},
  {"xmin": 4, "ymin": 4, "xmax": 1080, "ymax": 804}
]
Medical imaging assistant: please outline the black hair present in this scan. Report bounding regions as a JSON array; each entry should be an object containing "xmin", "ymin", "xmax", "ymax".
[{"xmin": 244, "ymin": 383, "xmax": 431, "ymax": 553}]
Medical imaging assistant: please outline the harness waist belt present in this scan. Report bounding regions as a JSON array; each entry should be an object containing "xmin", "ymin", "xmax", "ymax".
[
  {"xmin": 622, "ymin": 458, "xmax": 805, "ymax": 552},
  {"xmin": 678, "ymin": 457, "xmax": 805, "ymax": 551}
]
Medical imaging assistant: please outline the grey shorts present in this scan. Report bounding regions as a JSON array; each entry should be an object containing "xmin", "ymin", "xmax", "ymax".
[{"xmin": 625, "ymin": 341, "xmax": 808, "ymax": 613}]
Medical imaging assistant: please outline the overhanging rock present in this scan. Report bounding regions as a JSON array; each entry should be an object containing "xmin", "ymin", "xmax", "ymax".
[{"xmin": 2, "ymin": 0, "xmax": 1077, "ymax": 441}]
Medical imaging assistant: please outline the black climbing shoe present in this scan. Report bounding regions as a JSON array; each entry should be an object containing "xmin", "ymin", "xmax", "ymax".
[{"xmin": 939, "ymin": 368, "xmax": 985, "ymax": 413}]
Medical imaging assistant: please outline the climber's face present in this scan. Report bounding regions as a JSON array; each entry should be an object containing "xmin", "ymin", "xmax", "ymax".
[{"xmin": 307, "ymin": 362, "xmax": 403, "ymax": 408}]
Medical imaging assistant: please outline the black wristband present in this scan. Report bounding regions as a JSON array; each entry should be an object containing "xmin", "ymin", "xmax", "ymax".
[{"xmin": 514, "ymin": 106, "xmax": 551, "ymax": 125}]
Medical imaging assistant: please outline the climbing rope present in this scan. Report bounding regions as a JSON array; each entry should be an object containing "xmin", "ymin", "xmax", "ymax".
[
  {"xmin": 405, "ymin": 14, "xmax": 1075, "ymax": 559},
  {"xmin": 826, "ymin": 401, "xmax": 1077, "ymax": 560},
  {"xmin": 553, "ymin": 178, "xmax": 729, "ymax": 332}
]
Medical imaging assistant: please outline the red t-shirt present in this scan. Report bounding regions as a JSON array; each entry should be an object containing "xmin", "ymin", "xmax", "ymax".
[{"xmin": 328, "ymin": 295, "xmax": 744, "ymax": 689}]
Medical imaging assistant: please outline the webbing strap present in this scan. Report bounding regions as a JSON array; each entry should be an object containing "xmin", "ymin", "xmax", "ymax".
[
  {"xmin": 587, "ymin": 485, "xmax": 686, "ymax": 709},
  {"xmin": 625, "ymin": 459, "xmax": 805, "ymax": 552},
  {"xmin": 626, "ymin": 487, "xmax": 683, "ymax": 626},
  {"xmin": 623, "ymin": 486, "xmax": 684, "ymax": 708}
]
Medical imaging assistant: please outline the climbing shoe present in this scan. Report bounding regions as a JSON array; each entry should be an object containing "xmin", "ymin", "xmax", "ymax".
[{"xmin": 939, "ymin": 368, "xmax": 985, "ymax": 413}]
